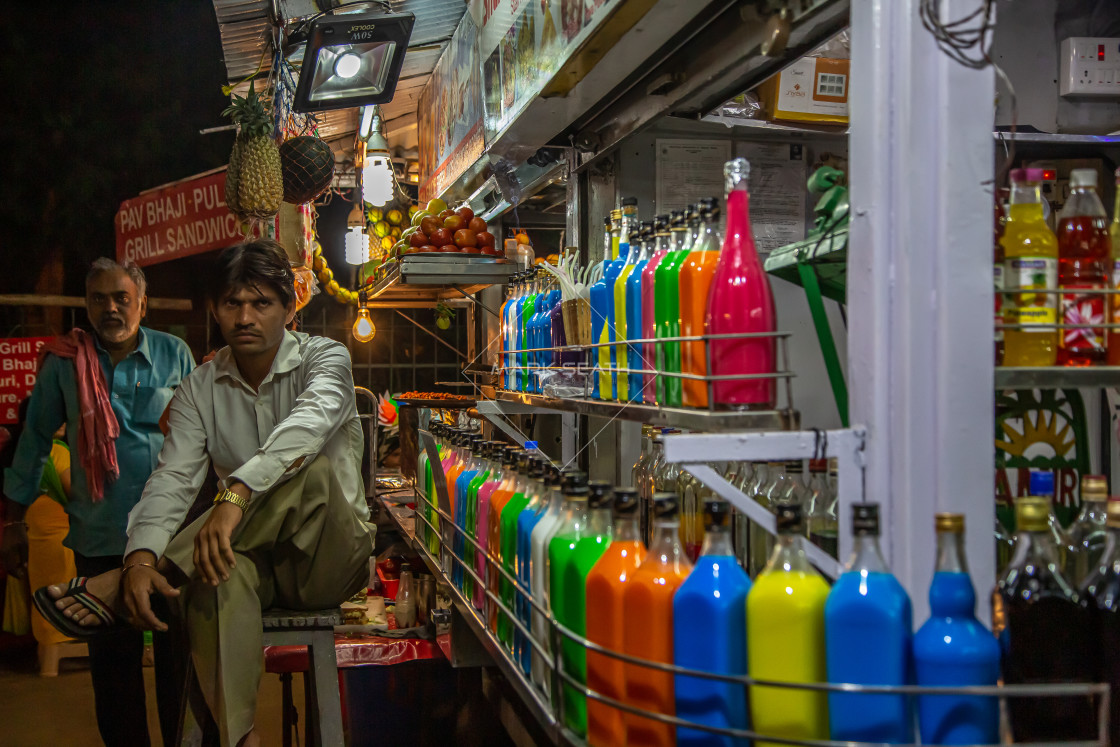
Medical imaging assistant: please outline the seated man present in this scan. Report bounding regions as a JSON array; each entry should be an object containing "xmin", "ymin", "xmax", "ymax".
[{"xmin": 36, "ymin": 239, "xmax": 373, "ymax": 747}]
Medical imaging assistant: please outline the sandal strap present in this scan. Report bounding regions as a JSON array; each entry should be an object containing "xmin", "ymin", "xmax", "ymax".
[{"xmin": 66, "ymin": 577, "xmax": 116, "ymax": 627}]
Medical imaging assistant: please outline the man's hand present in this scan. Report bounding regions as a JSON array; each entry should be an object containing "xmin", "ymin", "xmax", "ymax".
[
  {"xmin": 1, "ymin": 523, "xmax": 28, "ymax": 579},
  {"xmin": 194, "ymin": 498, "xmax": 244, "ymax": 586},
  {"xmin": 120, "ymin": 551, "xmax": 179, "ymax": 632}
]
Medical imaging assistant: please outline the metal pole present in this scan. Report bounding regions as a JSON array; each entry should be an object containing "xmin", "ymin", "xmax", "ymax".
[{"xmin": 848, "ymin": 0, "xmax": 996, "ymax": 623}]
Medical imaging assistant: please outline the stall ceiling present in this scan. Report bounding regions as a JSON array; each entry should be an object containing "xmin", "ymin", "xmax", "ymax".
[{"xmin": 210, "ymin": 0, "xmax": 467, "ymax": 150}]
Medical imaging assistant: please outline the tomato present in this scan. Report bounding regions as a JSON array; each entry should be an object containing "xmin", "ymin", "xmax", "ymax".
[
  {"xmin": 476, "ymin": 230, "xmax": 496, "ymax": 248},
  {"xmin": 468, "ymin": 216, "xmax": 487, "ymax": 234}
]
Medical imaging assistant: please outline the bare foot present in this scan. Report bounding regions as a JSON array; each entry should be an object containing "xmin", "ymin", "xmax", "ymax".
[{"xmin": 47, "ymin": 570, "xmax": 122, "ymax": 629}]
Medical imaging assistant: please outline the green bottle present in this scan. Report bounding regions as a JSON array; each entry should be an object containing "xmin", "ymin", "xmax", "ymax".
[
  {"xmin": 654, "ymin": 209, "xmax": 696, "ymax": 406},
  {"xmin": 520, "ymin": 272, "xmax": 540, "ymax": 391},
  {"xmin": 548, "ymin": 480, "xmax": 614, "ymax": 735},
  {"xmin": 498, "ymin": 453, "xmax": 536, "ymax": 647}
]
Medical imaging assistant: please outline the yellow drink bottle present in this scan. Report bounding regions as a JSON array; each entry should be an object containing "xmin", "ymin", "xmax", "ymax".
[
  {"xmin": 1001, "ymin": 167, "xmax": 1059, "ymax": 367},
  {"xmin": 747, "ymin": 503, "xmax": 830, "ymax": 747}
]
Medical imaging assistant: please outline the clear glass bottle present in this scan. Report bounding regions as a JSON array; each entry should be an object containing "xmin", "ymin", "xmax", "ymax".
[
  {"xmin": 1068, "ymin": 473, "xmax": 1110, "ymax": 586},
  {"xmin": 1079, "ymin": 495, "xmax": 1120, "ymax": 746},
  {"xmin": 395, "ymin": 562, "xmax": 417, "ymax": 628},
  {"xmin": 807, "ymin": 460, "xmax": 839, "ymax": 559},
  {"xmin": 747, "ymin": 462, "xmax": 779, "ymax": 576}
]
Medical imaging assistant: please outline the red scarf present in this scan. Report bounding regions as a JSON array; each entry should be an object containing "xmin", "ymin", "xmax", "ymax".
[{"xmin": 37, "ymin": 330, "xmax": 120, "ymax": 501}]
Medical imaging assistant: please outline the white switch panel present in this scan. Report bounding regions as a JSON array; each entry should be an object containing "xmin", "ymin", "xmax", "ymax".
[{"xmin": 1060, "ymin": 37, "xmax": 1120, "ymax": 97}]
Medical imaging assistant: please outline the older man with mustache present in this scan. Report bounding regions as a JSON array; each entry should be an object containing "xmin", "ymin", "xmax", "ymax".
[{"xmin": 1, "ymin": 258, "xmax": 195, "ymax": 746}]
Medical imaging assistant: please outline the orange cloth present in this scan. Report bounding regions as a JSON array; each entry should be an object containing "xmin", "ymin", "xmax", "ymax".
[
  {"xmin": 38, "ymin": 330, "xmax": 119, "ymax": 501},
  {"xmin": 27, "ymin": 444, "xmax": 76, "ymax": 647}
]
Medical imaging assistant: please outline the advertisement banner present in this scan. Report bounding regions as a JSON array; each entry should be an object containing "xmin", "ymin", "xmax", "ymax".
[
  {"xmin": 115, "ymin": 170, "xmax": 244, "ymax": 268},
  {"xmin": 418, "ymin": 13, "xmax": 485, "ymax": 201},
  {"xmin": 0, "ymin": 337, "xmax": 52, "ymax": 424},
  {"xmin": 469, "ymin": 0, "xmax": 622, "ymax": 140}
]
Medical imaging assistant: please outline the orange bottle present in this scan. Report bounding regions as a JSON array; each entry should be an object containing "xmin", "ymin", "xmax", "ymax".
[
  {"xmin": 586, "ymin": 488, "xmax": 648, "ymax": 747},
  {"xmin": 622, "ymin": 493, "xmax": 692, "ymax": 746},
  {"xmin": 487, "ymin": 446, "xmax": 518, "ymax": 633},
  {"xmin": 680, "ymin": 199, "xmax": 722, "ymax": 408},
  {"xmin": 444, "ymin": 431, "xmax": 466, "ymax": 535}
]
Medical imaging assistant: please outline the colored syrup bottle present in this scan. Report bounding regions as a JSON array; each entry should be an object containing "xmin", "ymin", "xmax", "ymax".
[
  {"xmin": 612, "ymin": 198, "xmax": 639, "ymax": 401},
  {"xmin": 641, "ymin": 216, "xmax": 672, "ymax": 403},
  {"xmin": 680, "ymin": 200, "xmax": 722, "ymax": 408},
  {"xmin": 473, "ymin": 444, "xmax": 504, "ymax": 612},
  {"xmin": 707, "ymin": 158, "xmax": 777, "ymax": 408},
  {"xmin": 623, "ymin": 493, "xmax": 692, "ymax": 747},
  {"xmin": 592, "ymin": 211, "xmax": 624, "ymax": 400},
  {"xmin": 912, "ymin": 513, "xmax": 1000, "ymax": 745},
  {"xmin": 498, "ymin": 451, "xmax": 536, "ymax": 649},
  {"xmin": 624, "ymin": 222, "xmax": 653, "ymax": 402},
  {"xmin": 673, "ymin": 499, "xmax": 750, "ymax": 747},
  {"xmin": 487, "ymin": 447, "xmax": 519, "ymax": 632},
  {"xmin": 999, "ymin": 493, "xmax": 1096, "ymax": 742},
  {"xmin": 589, "ymin": 215, "xmax": 613, "ymax": 399},
  {"xmin": 519, "ymin": 273, "xmax": 540, "ymax": 391},
  {"xmin": 747, "ymin": 503, "xmax": 829, "ymax": 747},
  {"xmin": 1002, "ymin": 167, "xmax": 1059, "ymax": 366},
  {"xmin": 654, "ymin": 210, "xmax": 692, "ymax": 407},
  {"xmin": 443, "ymin": 432, "xmax": 467, "ymax": 574},
  {"xmin": 501, "ymin": 273, "xmax": 523, "ymax": 390},
  {"xmin": 1056, "ymin": 168, "xmax": 1110, "ymax": 366},
  {"xmin": 1108, "ymin": 168, "xmax": 1120, "ymax": 365},
  {"xmin": 825, "ymin": 503, "xmax": 913, "ymax": 743},
  {"xmin": 586, "ymin": 489, "xmax": 647, "ymax": 747},
  {"xmin": 454, "ymin": 436, "xmax": 483, "ymax": 591},
  {"xmin": 514, "ymin": 457, "xmax": 549, "ymax": 668},
  {"xmin": 550, "ymin": 480, "xmax": 613, "ymax": 735},
  {"xmin": 1078, "ymin": 495, "xmax": 1120, "ymax": 746},
  {"xmin": 464, "ymin": 442, "xmax": 495, "ymax": 602},
  {"xmin": 1069, "ymin": 474, "xmax": 1109, "ymax": 585},
  {"xmin": 530, "ymin": 467, "xmax": 573, "ymax": 695}
]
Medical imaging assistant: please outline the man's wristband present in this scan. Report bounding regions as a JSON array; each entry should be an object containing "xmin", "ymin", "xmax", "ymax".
[
  {"xmin": 122, "ymin": 562, "xmax": 156, "ymax": 576},
  {"xmin": 213, "ymin": 489, "xmax": 250, "ymax": 512}
]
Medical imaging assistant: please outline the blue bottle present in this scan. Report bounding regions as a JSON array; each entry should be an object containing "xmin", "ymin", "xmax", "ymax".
[
  {"xmin": 503, "ymin": 273, "xmax": 523, "ymax": 390},
  {"xmin": 515, "ymin": 459, "xmax": 551, "ymax": 673},
  {"xmin": 624, "ymin": 222, "xmax": 652, "ymax": 403},
  {"xmin": 514, "ymin": 275, "xmax": 536, "ymax": 392},
  {"xmin": 453, "ymin": 436, "xmax": 482, "ymax": 590},
  {"xmin": 913, "ymin": 513, "xmax": 1000, "ymax": 745},
  {"xmin": 591, "ymin": 213, "xmax": 623, "ymax": 400},
  {"xmin": 673, "ymin": 500, "xmax": 750, "ymax": 746},
  {"xmin": 825, "ymin": 503, "xmax": 913, "ymax": 743}
]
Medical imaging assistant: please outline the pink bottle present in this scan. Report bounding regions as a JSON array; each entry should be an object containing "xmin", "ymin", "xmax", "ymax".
[
  {"xmin": 641, "ymin": 216, "xmax": 672, "ymax": 403},
  {"xmin": 705, "ymin": 158, "xmax": 776, "ymax": 407},
  {"xmin": 474, "ymin": 463, "xmax": 505, "ymax": 611}
]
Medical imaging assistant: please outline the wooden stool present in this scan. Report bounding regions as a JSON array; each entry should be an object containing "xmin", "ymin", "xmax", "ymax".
[
  {"xmin": 37, "ymin": 640, "xmax": 88, "ymax": 677},
  {"xmin": 262, "ymin": 608, "xmax": 344, "ymax": 747}
]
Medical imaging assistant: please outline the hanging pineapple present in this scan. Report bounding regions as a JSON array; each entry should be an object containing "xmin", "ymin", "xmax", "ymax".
[{"xmin": 222, "ymin": 81, "xmax": 283, "ymax": 220}]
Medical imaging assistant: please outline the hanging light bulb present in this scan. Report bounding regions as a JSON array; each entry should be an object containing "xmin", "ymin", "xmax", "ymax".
[
  {"xmin": 352, "ymin": 294, "xmax": 376, "ymax": 343},
  {"xmin": 362, "ymin": 106, "xmax": 396, "ymax": 207},
  {"xmin": 344, "ymin": 202, "xmax": 369, "ymax": 265}
]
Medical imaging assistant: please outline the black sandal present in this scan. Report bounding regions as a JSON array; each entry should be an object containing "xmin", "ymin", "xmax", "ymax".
[{"xmin": 32, "ymin": 576, "xmax": 119, "ymax": 640}]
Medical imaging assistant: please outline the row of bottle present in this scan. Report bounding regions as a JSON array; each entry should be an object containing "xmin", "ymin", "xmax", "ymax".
[
  {"xmin": 499, "ymin": 269, "xmax": 569, "ymax": 393},
  {"xmin": 631, "ymin": 424, "xmax": 838, "ymax": 569},
  {"xmin": 997, "ymin": 166, "xmax": 1120, "ymax": 367},
  {"xmin": 498, "ymin": 157, "xmax": 777, "ymax": 409},
  {"xmin": 416, "ymin": 426, "xmax": 1118, "ymax": 745}
]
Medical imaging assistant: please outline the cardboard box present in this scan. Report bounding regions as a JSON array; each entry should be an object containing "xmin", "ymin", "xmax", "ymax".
[{"xmin": 757, "ymin": 57, "xmax": 850, "ymax": 125}]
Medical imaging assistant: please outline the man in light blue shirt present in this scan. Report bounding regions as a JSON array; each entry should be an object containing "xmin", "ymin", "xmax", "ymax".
[{"xmin": 1, "ymin": 258, "xmax": 194, "ymax": 746}]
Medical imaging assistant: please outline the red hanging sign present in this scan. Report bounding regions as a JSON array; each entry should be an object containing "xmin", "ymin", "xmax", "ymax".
[
  {"xmin": 0, "ymin": 337, "xmax": 52, "ymax": 425},
  {"xmin": 115, "ymin": 170, "xmax": 246, "ymax": 268}
]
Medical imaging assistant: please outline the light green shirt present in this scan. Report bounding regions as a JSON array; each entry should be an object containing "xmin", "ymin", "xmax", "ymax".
[{"xmin": 125, "ymin": 331, "xmax": 368, "ymax": 559}]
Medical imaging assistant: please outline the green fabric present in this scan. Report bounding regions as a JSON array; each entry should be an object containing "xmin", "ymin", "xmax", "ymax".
[{"xmin": 38, "ymin": 440, "xmax": 68, "ymax": 506}]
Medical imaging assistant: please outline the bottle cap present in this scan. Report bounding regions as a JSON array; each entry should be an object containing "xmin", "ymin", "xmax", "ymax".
[
  {"xmin": 1069, "ymin": 168, "xmax": 1098, "ymax": 188},
  {"xmin": 604, "ymin": 216, "xmax": 611, "ymax": 228},
  {"xmin": 935, "ymin": 512, "xmax": 964, "ymax": 533},
  {"xmin": 524, "ymin": 440, "xmax": 538, "ymax": 450},
  {"xmin": 774, "ymin": 503, "xmax": 803, "ymax": 533},
  {"xmin": 400, "ymin": 562, "xmax": 411, "ymax": 573},
  {"xmin": 588, "ymin": 481, "xmax": 613, "ymax": 509},
  {"xmin": 502, "ymin": 446, "xmax": 519, "ymax": 467},
  {"xmin": 622, "ymin": 197, "xmax": 638, "ymax": 207},
  {"xmin": 561, "ymin": 469, "xmax": 588, "ymax": 491},
  {"xmin": 702, "ymin": 500, "xmax": 731, "ymax": 529},
  {"xmin": 809, "ymin": 459, "xmax": 827, "ymax": 473},
  {"xmin": 851, "ymin": 503, "xmax": 880, "ymax": 536},
  {"xmin": 528, "ymin": 458, "xmax": 546, "ymax": 479},
  {"xmin": 1082, "ymin": 474, "xmax": 1108, "ymax": 500},
  {"xmin": 1016, "ymin": 496, "xmax": 1051, "ymax": 532},
  {"xmin": 652, "ymin": 492, "xmax": 679, "ymax": 519},
  {"xmin": 610, "ymin": 209, "xmax": 622, "ymax": 220},
  {"xmin": 612, "ymin": 488, "xmax": 639, "ymax": 516},
  {"xmin": 544, "ymin": 466, "xmax": 561, "ymax": 486},
  {"xmin": 786, "ymin": 460, "xmax": 803, "ymax": 474},
  {"xmin": 1029, "ymin": 470, "xmax": 1055, "ymax": 497},
  {"xmin": 1107, "ymin": 498, "xmax": 1120, "ymax": 529},
  {"xmin": 564, "ymin": 483, "xmax": 590, "ymax": 500}
]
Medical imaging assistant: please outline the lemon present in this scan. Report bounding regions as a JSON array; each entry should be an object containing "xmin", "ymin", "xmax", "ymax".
[
  {"xmin": 387, "ymin": 209, "xmax": 404, "ymax": 226},
  {"xmin": 367, "ymin": 207, "xmax": 384, "ymax": 223},
  {"xmin": 380, "ymin": 235, "xmax": 394, "ymax": 251},
  {"xmin": 390, "ymin": 226, "xmax": 401, "ymax": 239}
]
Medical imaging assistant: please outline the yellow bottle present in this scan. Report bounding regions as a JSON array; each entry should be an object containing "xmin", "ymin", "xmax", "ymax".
[
  {"xmin": 747, "ymin": 504, "xmax": 830, "ymax": 747},
  {"xmin": 613, "ymin": 199, "xmax": 639, "ymax": 401},
  {"xmin": 1001, "ymin": 167, "xmax": 1059, "ymax": 367}
]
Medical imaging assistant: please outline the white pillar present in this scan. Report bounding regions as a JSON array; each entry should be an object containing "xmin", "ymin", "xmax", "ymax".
[{"xmin": 848, "ymin": 0, "xmax": 996, "ymax": 624}]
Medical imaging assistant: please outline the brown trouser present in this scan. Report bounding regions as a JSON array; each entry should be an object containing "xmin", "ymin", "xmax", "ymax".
[{"xmin": 164, "ymin": 455, "xmax": 373, "ymax": 746}]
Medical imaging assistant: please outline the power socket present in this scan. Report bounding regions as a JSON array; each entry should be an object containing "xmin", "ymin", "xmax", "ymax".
[{"xmin": 1059, "ymin": 37, "xmax": 1120, "ymax": 97}]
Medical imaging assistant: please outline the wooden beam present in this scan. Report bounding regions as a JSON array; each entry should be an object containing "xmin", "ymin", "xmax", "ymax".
[{"xmin": 0, "ymin": 294, "xmax": 193, "ymax": 311}]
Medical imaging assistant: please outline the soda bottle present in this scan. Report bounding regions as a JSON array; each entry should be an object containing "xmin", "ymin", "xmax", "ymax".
[
  {"xmin": 590, "ymin": 213, "xmax": 623, "ymax": 399},
  {"xmin": 680, "ymin": 199, "xmax": 722, "ymax": 408},
  {"xmin": 1057, "ymin": 168, "xmax": 1110, "ymax": 366},
  {"xmin": 1002, "ymin": 168, "xmax": 1059, "ymax": 366},
  {"xmin": 1109, "ymin": 168, "xmax": 1120, "ymax": 365},
  {"xmin": 487, "ymin": 446, "xmax": 520, "ymax": 632},
  {"xmin": 706, "ymin": 158, "xmax": 777, "ymax": 407},
  {"xmin": 530, "ymin": 468, "xmax": 575, "ymax": 695},
  {"xmin": 1078, "ymin": 495, "xmax": 1120, "ymax": 746},
  {"xmin": 641, "ymin": 216, "xmax": 672, "ymax": 403},
  {"xmin": 654, "ymin": 210, "xmax": 693, "ymax": 407},
  {"xmin": 1068, "ymin": 473, "xmax": 1109, "ymax": 584},
  {"xmin": 612, "ymin": 198, "xmax": 640, "ymax": 400},
  {"xmin": 624, "ymin": 222, "xmax": 653, "ymax": 402}
]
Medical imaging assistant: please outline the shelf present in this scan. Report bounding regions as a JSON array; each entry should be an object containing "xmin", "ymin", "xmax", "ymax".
[
  {"xmin": 994, "ymin": 130, "xmax": 1120, "ymax": 147},
  {"xmin": 481, "ymin": 389, "xmax": 799, "ymax": 432},
  {"xmin": 995, "ymin": 366, "xmax": 1120, "ymax": 389},
  {"xmin": 363, "ymin": 255, "xmax": 515, "ymax": 307}
]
